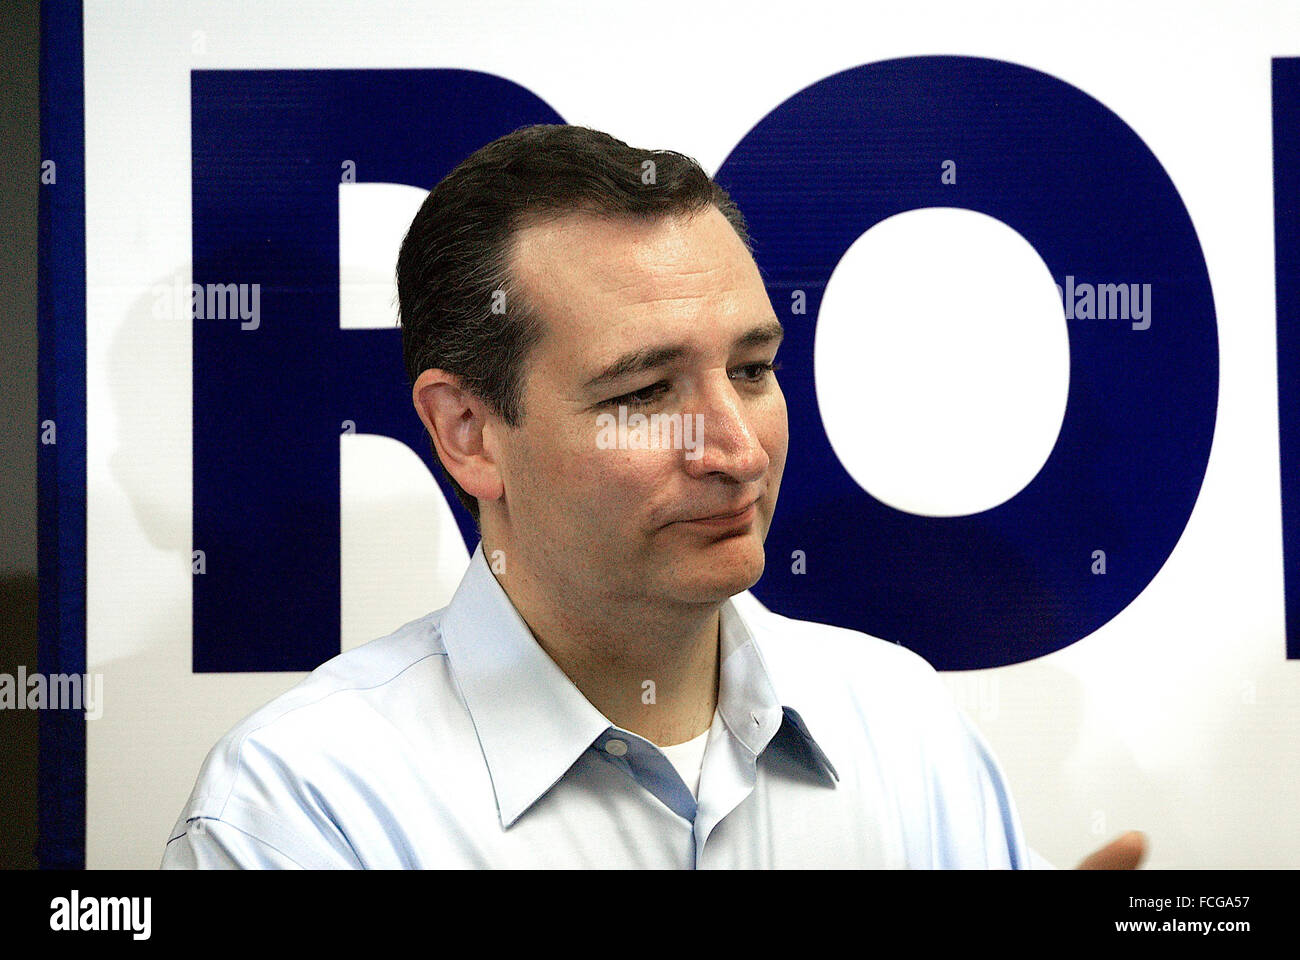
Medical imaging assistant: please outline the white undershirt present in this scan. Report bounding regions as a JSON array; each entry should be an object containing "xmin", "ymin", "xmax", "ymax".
[{"xmin": 657, "ymin": 716, "xmax": 713, "ymax": 797}]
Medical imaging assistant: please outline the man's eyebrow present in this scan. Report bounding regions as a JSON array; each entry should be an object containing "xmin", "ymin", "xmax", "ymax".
[
  {"xmin": 736, "ymin": 318, "xmax": 785, "ymax": 351},
  {"xmin": 582, "ymin": 319, "xmax": 785, "ymax": 392}
]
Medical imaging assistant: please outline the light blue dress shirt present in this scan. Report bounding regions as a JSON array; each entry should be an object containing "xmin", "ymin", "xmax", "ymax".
[{"xmin": 162, "ymin": 542, "xmax": 1037, "ymax": 869}]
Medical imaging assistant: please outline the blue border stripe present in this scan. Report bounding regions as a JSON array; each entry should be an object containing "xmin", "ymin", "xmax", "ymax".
[
  {"xmin": 37, "ymin": 0, "xmax": 86, "ymax": 869},
  {"xmin": 1277, "ymin": 58, "xmax": 1300, "ymax": 661}
]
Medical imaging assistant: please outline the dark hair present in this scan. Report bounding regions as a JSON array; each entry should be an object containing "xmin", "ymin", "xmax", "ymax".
[{"xmin": 397, "ymin": 123, "xmax": 752, "ymax": 523}]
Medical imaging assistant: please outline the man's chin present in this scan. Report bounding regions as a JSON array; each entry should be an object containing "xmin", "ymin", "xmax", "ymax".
[{"xmin": 667, "ymin": 536, "xmax": 766, "ymax": 602}]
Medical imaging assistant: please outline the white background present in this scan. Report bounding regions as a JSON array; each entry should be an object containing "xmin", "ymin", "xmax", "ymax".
[{"xmin": 83, "ymin": 0, "xmax": 1298, "ymax": 868}]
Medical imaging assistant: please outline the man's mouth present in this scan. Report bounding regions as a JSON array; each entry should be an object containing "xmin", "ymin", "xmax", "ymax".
[{"xmin": 675, "ymin": 497, "xmax": 760, "ymax": 527}]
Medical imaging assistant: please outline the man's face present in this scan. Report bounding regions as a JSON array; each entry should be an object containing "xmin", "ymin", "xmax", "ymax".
[{"xmin": 488, "ymin": 205, "xmax": 788, "ymax": 609}]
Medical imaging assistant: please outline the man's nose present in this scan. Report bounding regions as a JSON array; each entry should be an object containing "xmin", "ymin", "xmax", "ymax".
[{"xmin": 682, "ymin": 376, "xmax": 769, "ymax": 483}]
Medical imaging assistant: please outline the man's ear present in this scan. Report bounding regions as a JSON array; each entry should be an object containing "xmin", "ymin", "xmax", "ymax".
[{"xmin": 412, "ymin": 369, "xmax": 505, "ymax": 506}]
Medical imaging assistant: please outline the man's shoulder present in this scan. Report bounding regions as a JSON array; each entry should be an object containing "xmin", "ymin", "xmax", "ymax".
[
  {"xmin": 731, "ymin": 590, "xmax": 970, "ymax": 749},
  {"xmin": 732, "ymin": 590, "xmax": 944, "ymax": 690},
  {"xmin": 234, "ymin": 610, "xmax": 449, "ymax": 733},
  {"xmin": 174, "ymin": 611, "xmax": 455, "ymax": 816}
]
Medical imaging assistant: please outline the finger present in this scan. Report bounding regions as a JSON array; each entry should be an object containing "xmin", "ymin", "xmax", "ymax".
[{"xmin": 1075, "ymin": 830, "xmax": 1147, "ymax": 870}]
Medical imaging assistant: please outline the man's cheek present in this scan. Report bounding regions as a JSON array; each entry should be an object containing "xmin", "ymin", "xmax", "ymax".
[{"xmin": 589, "ymin": 456, "xmax": 663, "ymax": 515}]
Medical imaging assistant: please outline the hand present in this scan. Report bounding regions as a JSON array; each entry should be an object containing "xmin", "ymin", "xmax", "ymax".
[{"xmin": 1075, "ymin": 830, "xmax": 1147, "ymax": 869}]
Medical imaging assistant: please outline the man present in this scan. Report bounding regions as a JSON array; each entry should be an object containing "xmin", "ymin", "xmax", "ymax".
[{"xmin": 162, "ymin": 124, "xmax": 1142, "ymax": 868}]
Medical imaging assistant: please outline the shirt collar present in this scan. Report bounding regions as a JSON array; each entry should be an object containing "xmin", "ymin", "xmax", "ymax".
[{"xmin": 439, "ymin": 542, "xmax": 837, "ymax": 829}]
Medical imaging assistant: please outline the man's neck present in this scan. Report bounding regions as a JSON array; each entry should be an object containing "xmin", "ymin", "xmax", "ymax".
[{"xmin": 481, "ymin": 537, "xmax": 721, "ymax": 747}]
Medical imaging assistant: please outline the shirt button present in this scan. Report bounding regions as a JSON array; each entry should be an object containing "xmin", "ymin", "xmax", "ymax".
[{"xmin": 605, "ymin": 738, "xmax": 628, "ymax": 757}]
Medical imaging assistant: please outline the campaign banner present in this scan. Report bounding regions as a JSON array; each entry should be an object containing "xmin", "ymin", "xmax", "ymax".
[{"xmin": 37, "ymin": 0, "xmax": 1300, "ymax": 867}]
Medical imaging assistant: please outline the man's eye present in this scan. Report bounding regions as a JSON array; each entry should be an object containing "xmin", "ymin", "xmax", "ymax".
[
  {"xmin": 600, "ymin": 364, "xmax": 778, "ymax": 409},
  {"xmin": 732, "ymin": 360, "xmax": 781, "ymax": 382},
  {"xmin": 603, "ymin": 381, "xmax": 669, "ymax": 409}
]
